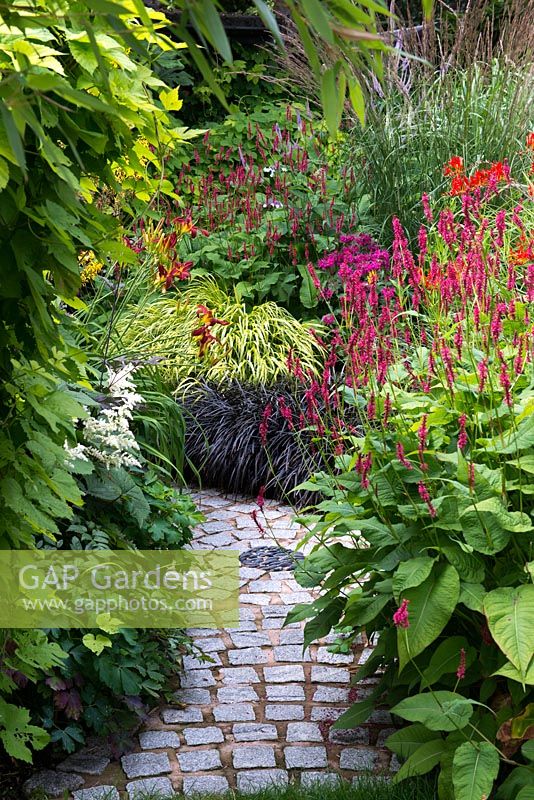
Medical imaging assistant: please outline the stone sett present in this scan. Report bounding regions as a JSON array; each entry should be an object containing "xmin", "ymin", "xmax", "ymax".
[
  {"xmin": 285, "ymin": 746, "xmax": 327, "ymax": 769},
  {"xmin": 330, "ymin": 727, "xmax": 370, "ymax": 745},
  {"xmin": 313, "ymin": 686, "xmax": 350, "ymax": 703},
  {"xmin": 237, "ymin": 770, "xmax": 289, "ymax": 791},
  {"xmin": 178, "ymin": 750, "xmax": 222, "ymax": 772},
  {"xmin": 217, "ymin": 686, "xmax": 259, "ymax": 703},
  {"xmin": 316, "ymin": 647, "xmax": 354, "ymax": 664},
  {"xmin": 125, "ymin": 777, "xmax": 175, "ymax": 798},
  {"xmin": 266, "ymin": 704, "xmax": 304, "ymax": 721},
  {"xmin": 230, "ymin": 631, "xmax": 271, "ymax": 648},
  {"xmin": 265, "ymin": 684, "xmax": 305, "ymax": 701},
  {"xmin": 173, "ymin": 688, "xmax": 211, "ymax": 705},
  {"xmin": 311, "ymin": 666, "xmax": 350, "ymax": 683},
  {"xmin": 73, "ymin": 788, "xmax": 120, "ymax": 800},
  {"xmin": 300, "ymin": 772, "xmax": 342, "ymax": 788},
  {"xmin": 121, "ymin": 752, "xmax": 172, "ymax": 779},
  {"xmin": 213, "ymin": 703, "xmax": 255, "ymax": 722},
  {"xmin": 310, "ymin": 707, "xmax": 347, "ymax": 722},
  {"xmin": 279, "ymin": 628, "xmax": 304, "ymax": 644},
  {"xmin": 183, "ymin": 653, "xmax": 222, "ymax": 670},
  {"xmin": 232, "ymin": 746, "xmax": 276, "ymax": 769},
  {"xmin": 180, "ymin": 670, "xmax": 216, "ymax": 688},
  {"xmin": 57, "ymin": 753, "xmax": 110, "ymax": 775},
  {"xmin": 139, "ymin": 731, "xmax": 180, "ymax": 750},
  {"xmin": 339, "ymin": 748, "xmax": 379, "ymax": 771},
  {"xmin": 286, "ymin": 722, "xmax": 323, "ymax": 742},
  {"xmin": 183, "ymin": 776, "xmax": 229, "ymax": 796},
  {"xmin": 273, "ymin": 645, "xmax": 311, "ymax": 662},
  {"xmin": 233, "ymin": 723, "xmax": 278, "ymax": 742},
  {"xmin": 264, "ymin": 665, "xmax": 305, "ymax": 682},
  {"xmin": 228, "ymin": 646, "xmax": 268, "ymax": 665},
  {"xmin": 23, "ymin": 771, "xmax": 84, "ymax": 798},
  {"xmin": 249, "ymin": 580, "xmax": 284, "ymax": 592},
  {"xmin": 162, "ymin": 707, "xmax": 203, "ymax": 724},
  {"xmin": 220, "ymin": 667, "xmax": 260, "ymax": 684},
  {"xmin": 183, "ymin": 726, "xmax": 224, "ymax": 745}
]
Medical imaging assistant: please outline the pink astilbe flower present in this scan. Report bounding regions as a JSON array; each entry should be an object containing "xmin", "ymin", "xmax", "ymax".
[{"xmin": 393, "ymin": 599, "xmax": 410, "ymax": 629}]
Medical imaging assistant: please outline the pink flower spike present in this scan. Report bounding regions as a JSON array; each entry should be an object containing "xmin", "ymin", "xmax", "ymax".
[
  {"xmin": 456, "ymin": 647, "xmax": 466, "ymax": 680},
  {"xmin": 393, "ymin": 599, "xmax": 410, "ymax": 629}
]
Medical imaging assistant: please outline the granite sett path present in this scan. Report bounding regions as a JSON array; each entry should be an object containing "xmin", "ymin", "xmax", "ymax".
[{"xmin": 26, "ymin": 490, "xmax": 399, "ymax": 799}]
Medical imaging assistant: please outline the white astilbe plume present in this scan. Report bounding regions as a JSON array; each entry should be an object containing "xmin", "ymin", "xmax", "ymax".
[{"xmin": 65, "ymin": 366, "xmax": 144, "ymax": 470}]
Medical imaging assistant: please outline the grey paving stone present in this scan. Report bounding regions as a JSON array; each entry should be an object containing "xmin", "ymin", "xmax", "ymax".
[
  {"xmin": 310, "ymin": 707, "xmax": 347, "ymax": 722},
  {"xmin": 178, "ymin": 750, "xmax": 222, "ymax": 772},
  {"xmin": 162, "ymin": 707, "xmax": 203, "ymax": 724},
  {"xmin": 121, "ymin": 752, "xmax": 172, "ymax": 779},
  {"xmin": 232, "ymin": 746, "xmax": 276, "ymax": 769},
  {"xmin": 265, "ymin": 684, "xmax": 305, "ymax": 701},
  {"xmin": 57, "ymin": 753, "xmax": 110, "ymax": 775},
  {"xmin": 23, "ymin": 771, "xmax": 84, "ymax": 798},
  {"xmin": 313, "ymin": 686, "xmax": 350, "ymax": 703},
  {"xmin": 173, "ymin": 688, "xmax": 211, "ymax": 704},
  {"xmin": 197, "ymin": 637, "xmax": 226, "ymax": 652},
  {"xmin": 265, "ymin": 704, "xmax": 304, "ymax": 720},
  {"xmin": 311, "ymin": 666, "xmax": 350, "ymax": 683},
  {"xmin": 201, "ymin": 534, "xmax": 236, "ymax": 548},
  {"xmin": 376, "ymin": 728, "xmax": 397, "ymax": 747},
  {"xmin": 73, "ymin": 788, "xmax": 119, "ymax": 800},
  {"xmin": 286, "ymin": 722, "xmax": 323, "ymax": 742},
  {"xmin": 213, "ymin": 703, "xmax": 255, "ymax": 722},
  {"xmin": 126, "ymin": 777, "xmax": 175, "ymax": 798},
  {"xmin": 300, "ymin": 773, "xmax": 342, "ymax": 788},
  {"xmin": 226, "ymin": 620, "xmax": 258, "ymax": 632},
  {"xmin": 199, "ymin": 521, "xmax": 230, "ymax": 534},
  {"xmin": 330, "ymin": 727, "xmax": 370, "ymax": 745},
  {"xmin": 183, "ymin": 653, "xmax": 222, "ymax": 670},
  {"xmin": 139, "ymin": 731, "xmax": 180, "ymax": 749},
  {"xmin": 240, "ymin": 567, "xmax": 266, "ymax": 580},
  {"xmin": 389, "ymin": 755, "xmax": 401, "ymax": 773},
  {"xmin": 220, "ymin": 666, "xmax": 260, "ymax": 684},
  {"xmin": 233, "ymin": 723, "xmax": 278, "ymax": 742},
  {"xmin": 281, "ymin": 592, "xmax": 314, "ymax": 604},
  {"xmin": 368, "ymin": 710, "xmax": 393, "ymax": 725},
  {"xmin": 217, "ymin": 686, "xmax": 259, "ymax": 703},
  {"xmin": 248, "ymin": 580, "xmax": 284, "ymax": 592},
  {"xmin": 186, "ymin": 628, "xmax": 220, "ymax": 638},
  {"xmin": 279, "ymin": 628, "xmax": 304, "ymax": 644},
  {"xmin": 240, "ymin": 593, "xmax": 272, "ymax": 606},
  {"xmin": 264, "ymin": 665, "xmax": 305, "ymax": 682},
  {"xmin": 183, "ymin": 726, "xmax": 224, "ymax": 746},
  {"xmin": 262, "ymin": 617, "xmax": 286, "ymax": 629},
  {"xmin": 183, "ymin": 776, "xmax": 229, "ymax": 796},
  {"xmin": 180, "ymin": 670, "xmax": 216, "ymax": 688},
  {"xmin": 358, "ymin": 648, "xmax": 374, "ymax": 664},
  {"xmin": 229, "ymin": 631, "xmax": 271, "ymax": 648},
  {"xmin": 316, "ymin": 647, "xmax": 354, "ymax": 665},
  {"xmin": 234, "ymin": 528, "xmax": 264, "ymax": 540},
  {"xmin": 262, "ymin": 606, "xmax": 289, "ymax": 617},
  {"xmin": 237, "ymin": 770, "xmax": 289, "ymax": 791},
  {"xmin": 228, "ymin": 646, "xmax": 268, "ymax": 665},
  {"xmin": 273, "ymin": 645, "xmax": 311, "ymax": 662},
  {"xmin": 285, "ymin": 746, "xmax": 327, "ymax": 769},
  {"xmin": 339, "ymin": 748, "xmax": 379, "ymax": 771}
]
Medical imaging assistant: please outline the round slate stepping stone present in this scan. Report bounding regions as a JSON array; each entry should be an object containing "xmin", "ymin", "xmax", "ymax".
[
  {"xmin": 239, "ymin": 546, "xmax": 304, "ymax": 572},
  {"xmin": 73, "ymin": 788, "xmax": 120, "ymax": 800}
]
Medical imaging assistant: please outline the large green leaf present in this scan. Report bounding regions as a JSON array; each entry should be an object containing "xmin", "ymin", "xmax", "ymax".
[
  {"xmin": 392, "ymin": 738, "xmax": 445, "ymax": 783},
  {"xmin": 397, "ymin": 563, "xmax": 460, "ymax": 671},
  {"xmin": 393, "ymin": 556, "xmax": 435, "ymax": 601},
  {"xmin": 484, "ymin": 586, "xmax": 534, "ymax": 685},
  {"xmin": 391, "ymin": 691, "xmax": 473, "ymax": 732},
  {"xmin": 386, "ymin": 723, "xmax": 441, "ymax": 759},
  {"xmin": 452, "ymin": 741, "xmax": 500, "ymax": 800},
  {"xmin": 420, "ymin": 636, "xmax": 471, "ymax": 688}
]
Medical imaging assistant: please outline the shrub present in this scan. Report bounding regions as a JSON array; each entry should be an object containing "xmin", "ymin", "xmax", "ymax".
[
  {"xmin": 115, "ymin": 277, "xmax": 325, "ymax": 386},
  {"xmin": 289, "ymin": 149, "xmax": 534, "ymax": 798}
]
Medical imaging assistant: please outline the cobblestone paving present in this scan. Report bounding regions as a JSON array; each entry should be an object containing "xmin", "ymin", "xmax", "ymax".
[{"xmin": 27, "ymin": 490, "xmax": 398, "ymax": 799}]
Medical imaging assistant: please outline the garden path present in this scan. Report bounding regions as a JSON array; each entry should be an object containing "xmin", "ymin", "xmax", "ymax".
[{"xmin": 27, "ymin": 490, "xmax": 398, "ymax": 800}]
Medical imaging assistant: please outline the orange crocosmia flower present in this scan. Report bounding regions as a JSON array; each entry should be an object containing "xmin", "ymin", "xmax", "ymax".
[
  {"xmin": 444, "ymin": 156, "xmax": 464, "ymax": 176},
  {"xmin": 450, "ymin": 175, "xmax": 469, "ymax": 196},
  {"xmin": 526, "ymin": 133, "xmax": 534, "ymax": 150}
]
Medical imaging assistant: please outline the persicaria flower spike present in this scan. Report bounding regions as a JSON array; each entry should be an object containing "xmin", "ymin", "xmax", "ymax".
[
  {"xmin": 393, "ymin": 599, "xmax": 410, "ymax": 629},
  {"xmin": 456, "ymin": 648, "xmax": 466, "ymax": 680}
]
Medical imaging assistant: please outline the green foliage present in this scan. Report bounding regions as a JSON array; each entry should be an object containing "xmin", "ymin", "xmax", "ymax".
[
  {"xmin": 290, "ymin": 178, "xmax": 534, "ymax": 797},
  {"xmin": 115, "ymin": 277, "xmax": 325, "ymax": 387}
]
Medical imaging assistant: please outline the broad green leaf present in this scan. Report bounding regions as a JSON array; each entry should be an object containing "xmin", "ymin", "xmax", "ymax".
[
  {"xmin": 459, "ymin": 582, "xmax": 486, "ymax": 613},
  {"xmin": 82, "ymin": 633, "xmax": 113, "ymax": 655},
  {"xmin": 392, "ymin": 738, "xmax": 444, "ymax": 783},
  {"xmin": 0, "ymin": 157, "xmax": 9, "ymax": 191},
  {"xmin": 0, "ymin": 106, "xmax": 26, "ymax": 173},
  {"xmin": 386, "ymin": 723, "xmax": 441, "ymax": 758},
  {"xmin": 517, "ymin": 789, "xmax": 534, "ymax": 800},
  {"xmin": 160, "ymin": 86, "xmax": 182, "ymax": 112},
  {"xmin": 484, "ymin": 586, "xmax": 534, "ymax": 685},
  {"xmin": 521, "ymin": 740, "xmax": 534, "ymax": 761},
  {"xmin": 460, "ymin": 504, "xmax": 511, "ymax": 555},
  {"xmin": 391, "ymin": 691, "xmax": 473, "ymax": 732},
  {"xmin": 452, "ymin": 741, "xmax": 499, "ymax": 800},
  {"xmin": 397, "ymin": 563, "xmax": 460, "ymax": 672},
  {"xmin": 343, "ymin": 593, "xmax": 390, "ymax": 628},
  {"xmin": 493, "ymin": 659, "xmax": 534, "ymax": 686},
  {"xmin": 332, "ymin": 697, "xmax": 374, "ymax": 728},
  {"xmin": 393, "ymin": 557, "xmax": 435, "ymax": 601}
]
